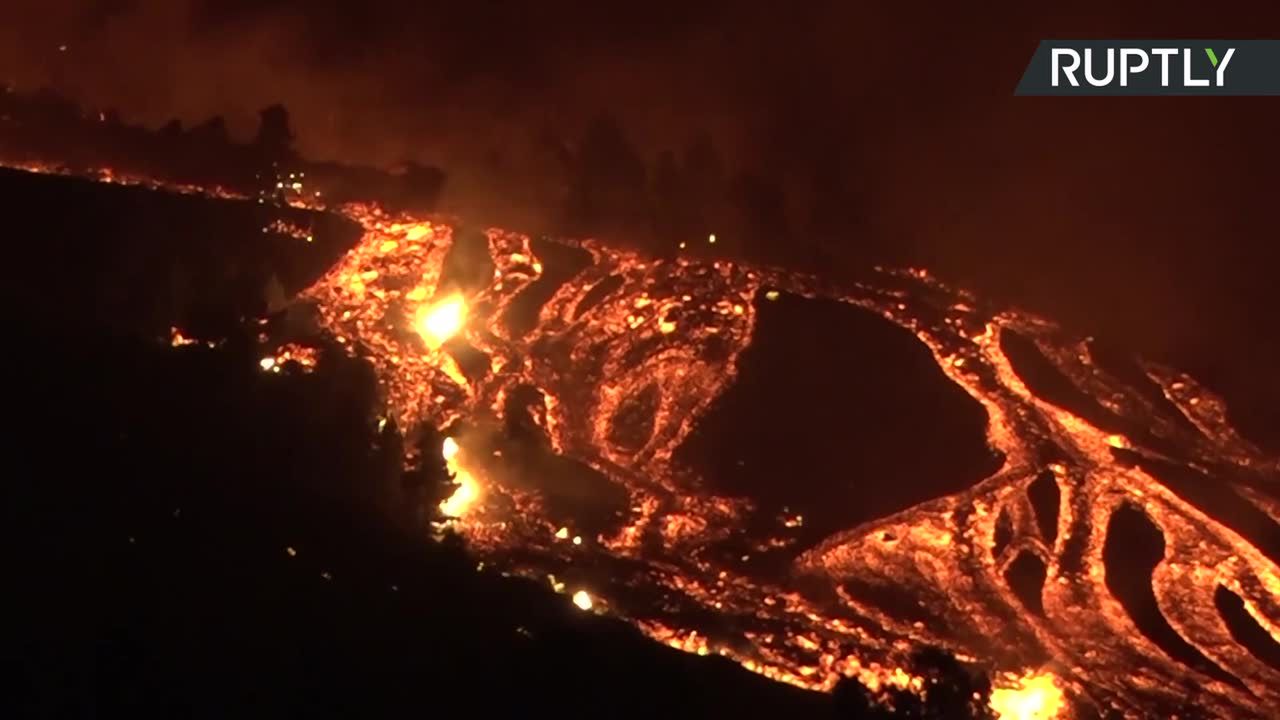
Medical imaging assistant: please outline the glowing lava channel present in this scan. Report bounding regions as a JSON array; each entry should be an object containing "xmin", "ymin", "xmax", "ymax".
[{"xmin": 9, "ymin": 159, "xmax": 1278, "ymax": 720}]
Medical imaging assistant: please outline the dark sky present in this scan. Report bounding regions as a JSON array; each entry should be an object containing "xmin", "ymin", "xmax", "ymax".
[
  {"xmin": 1, "ymin": 1, "xmax": 1277, "ymax": 420},
  {"xmin": 3, "ymin": 2, "xmax": 1269, "ymax": 167}
]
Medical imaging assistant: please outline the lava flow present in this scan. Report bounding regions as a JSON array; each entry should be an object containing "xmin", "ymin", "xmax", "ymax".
[
  {"xmin": 10, "ymin": 161, "xmax": 1279, "ymax": 718},
  {"xmin": 293, "ymin": 198, "xmax": 1278, "ymax": 719}
]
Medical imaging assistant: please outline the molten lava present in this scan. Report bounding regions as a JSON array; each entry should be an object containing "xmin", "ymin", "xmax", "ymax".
[
  {"xmin": 414, "ymin": 293, "xmax": 467, "ymax": 350},
  {"xmin": 990, "ymin": 671, "xmax": 1067, "ymax": 720},
  {"xmin": 8, "ymin": 158, "xmax": 1278, "ymax": 719},
  {"xmin": 288, "ymin": 195, "xmax": 1276, "ymax": 718}
]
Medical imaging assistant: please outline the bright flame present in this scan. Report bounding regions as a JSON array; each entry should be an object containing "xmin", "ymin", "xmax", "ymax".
[
  {"xmin": 572, "ymin": 590, "xmax": 593, "ymax": 611},
  {"xmin": 989, "ymin": 670, "xmax": 1067, "ymax": 720},
  {"xmin": 414, "ymin": 293, "xmax": 467, "ymax": 350},
  {"xmin": 441, "ymin": 436, "xmax": 460, "ymax": 462},
  {"xmin": 439, "ymin": 436, "xmax": 481, "ymax": 517},
  {"xmin": 169, "ymin": 327, "xmax": 197, "ymax": 347}
]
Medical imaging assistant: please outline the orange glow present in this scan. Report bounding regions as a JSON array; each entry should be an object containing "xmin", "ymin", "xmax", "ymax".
[
  {"xmin": 439, "ymin": 436, "xmax": 481, "ymax": 517},
  {"xmin": 990, "ymin": 671, "xmax": 1067, "ymax": 720},
  {"xmin": 270, "ymin": 344, "xmax": 319, "ymax": 372},
  {"xmin": 414, "ymin": 292, "xmax": 467, "ymax": 350},
  {"xmin": 169, "ymin": 327, "xmax": 197, "ymax": 347}
]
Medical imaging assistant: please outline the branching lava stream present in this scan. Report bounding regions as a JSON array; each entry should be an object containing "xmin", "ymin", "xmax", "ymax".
[{"xmin": 11, "ymin": 162, "xmax": 1279, "ymax": 718}]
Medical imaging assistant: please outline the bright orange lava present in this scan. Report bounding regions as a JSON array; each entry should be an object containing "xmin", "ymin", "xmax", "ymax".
[
  {"xmin": 414, "ymin": 293, "xmax": 467, "ymax": 350},
  {"xmin": 990, "ymin": 671, "xmax": 1067, "ymax": 720},
  {"xmin": 293, "ymin": 193, "xmax": 1278, "ymax": 718},
  {"xmin": 7, "ymin": 159, "xmax": 1279, "ymax": 720}
]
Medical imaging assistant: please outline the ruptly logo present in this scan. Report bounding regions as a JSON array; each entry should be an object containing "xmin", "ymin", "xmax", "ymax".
[{"xmin": 1015, "ymin": 40, "xmax": 1280, "ymax": 95}]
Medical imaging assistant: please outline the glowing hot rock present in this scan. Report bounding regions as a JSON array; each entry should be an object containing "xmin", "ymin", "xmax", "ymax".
[
  {"xmin": 414, "ymin": 292, "xmax": 468, "ymax": 350},
  {"xmin": 439, "ymin": 436, "xmax": 481, "ymax": 517},
  {"xmin": 989, "ymin": 670, "xmax": 1067, "ymax": 720}
]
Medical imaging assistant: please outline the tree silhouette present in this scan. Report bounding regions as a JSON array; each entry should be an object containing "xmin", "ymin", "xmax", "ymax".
[
  {"xmin": 189, "ymin": 115, "xmax": 230, "ymax": 147},
  {"xmin": 652, "ymin": 150, "xmax": 684, "ymax": 250},
  {"xmin": 158, "ymin": 118, "xmax": 183, "ymax": 138},
  {"xmin": 911, "ymin": 647, "xmax": 994, "ymax": 719},
  {"xmin": 728, "ymin": 169, "xmax": 789, "ymax": 260},
  {"xmin": 399, "ymin": 424, "xmax": 453, "ymax": 528},
  {"xmin": 679, "ymin": 132, "xmax": 729, "ymax": 247},
  {"xmin": 565, "ymin": 113, "xmax": 648, "ymax": 238},
  {"xmin": 253, "ymin": 104, "xmax": 296, "ymax": 163},
  {"xmin": 832, "ymin": 647, "xmax": 995, "ymax": 719}
]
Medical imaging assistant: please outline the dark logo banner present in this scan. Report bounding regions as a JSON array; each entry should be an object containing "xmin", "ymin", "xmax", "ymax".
[{"xmin": 1015, "ymin": 40, "xmax": 1280, "ymax": 95}]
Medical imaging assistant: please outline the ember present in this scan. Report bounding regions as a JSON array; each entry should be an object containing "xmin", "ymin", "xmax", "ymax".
[{"xmin": 169, "ymin": 327, "xmax": 197, "ymax": 347}]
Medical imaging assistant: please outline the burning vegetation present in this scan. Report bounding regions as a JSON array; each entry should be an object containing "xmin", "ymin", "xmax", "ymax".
[{"xmin": 8, "ymin": 158, "xmax": 1279, "ymax": 719}]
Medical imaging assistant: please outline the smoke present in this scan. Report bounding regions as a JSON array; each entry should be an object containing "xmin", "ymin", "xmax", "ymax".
[
  {"xmin": 0, "ymin": 3, "xmax": 976, "ymax": 183},
  {"xmin": 0, "ymin": 2, "xmax": 742, "ymax": 167},
  {"xmin": 1, "ymin": 2, "xmax": 1277, "ymax": 410},
  {"xmin": 0, "ymin": 2, "xmax": 1040, "ymax": 216}
]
